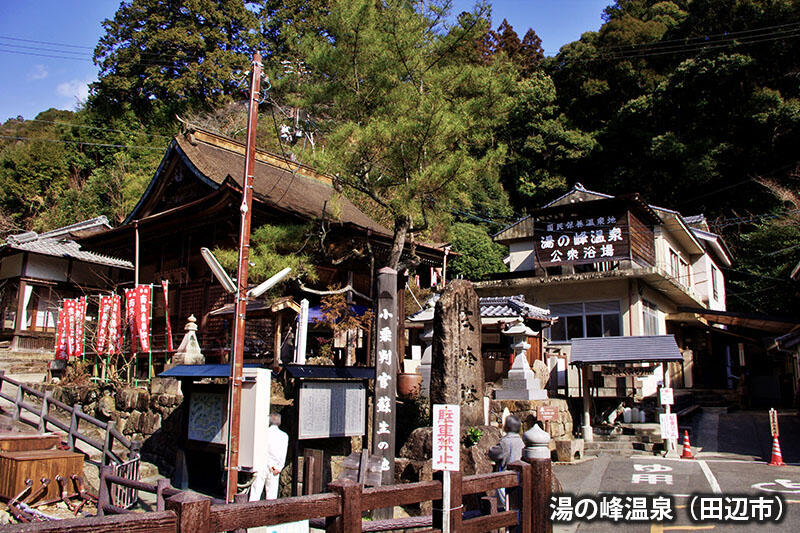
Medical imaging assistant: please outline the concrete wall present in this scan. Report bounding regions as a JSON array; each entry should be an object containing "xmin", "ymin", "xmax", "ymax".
[{"xmin": 692, "ymin": 254, "xmax": 727, "ymax": 311}]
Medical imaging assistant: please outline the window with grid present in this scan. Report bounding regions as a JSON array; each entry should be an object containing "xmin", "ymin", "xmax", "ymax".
[
  {"xmin": 642, "ymin": 299, "xmax": 660, "ymax": 336},
  {"xmin": 548, "ymin": 301, "xmax": 621, "ymax": 341}
]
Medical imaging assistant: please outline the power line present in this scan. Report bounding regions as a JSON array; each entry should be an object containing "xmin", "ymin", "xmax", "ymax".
[{"xmin": 0, "ymin": 34, "xmax": 95, "ymax": 50}]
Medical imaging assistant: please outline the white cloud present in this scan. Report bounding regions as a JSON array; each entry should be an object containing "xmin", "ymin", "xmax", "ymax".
[
  {"xmin": 56, "ymin": 79, "xmax": 91, "ymax": 108},
  {"xmin": 28, "ymin": 64, "xmax": 48, "ymax": 81}
]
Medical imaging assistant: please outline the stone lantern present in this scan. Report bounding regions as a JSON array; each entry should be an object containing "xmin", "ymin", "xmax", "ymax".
[{"xmin": 495, "ymin": 320, "xmax": 548, "ymax": 401}]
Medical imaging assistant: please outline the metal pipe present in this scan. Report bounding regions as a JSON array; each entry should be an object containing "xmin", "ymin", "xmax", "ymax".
[{"xmin": 225, "ymin": 51, "xmax": 263, "ymax": 503}]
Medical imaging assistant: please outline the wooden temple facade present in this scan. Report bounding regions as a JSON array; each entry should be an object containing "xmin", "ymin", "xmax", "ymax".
[{"xmin": 78, "ymin": 126, "xmax": 448, "ymax": 371}]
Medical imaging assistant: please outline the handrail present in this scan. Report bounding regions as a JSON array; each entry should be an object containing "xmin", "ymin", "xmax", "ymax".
[{"xmin": 0, "ymin": 370, "xmax": 142, "ymax": 466}]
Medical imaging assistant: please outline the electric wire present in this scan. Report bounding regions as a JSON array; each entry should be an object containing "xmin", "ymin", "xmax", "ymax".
[{"xmin": 0, "ymin": 134, "xmax": 164, "ymax": 151}]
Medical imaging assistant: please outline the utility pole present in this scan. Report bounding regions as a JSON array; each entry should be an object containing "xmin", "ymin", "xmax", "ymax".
[{"xmin": 225, "ymin": 51, "xmax": 262, "ymax": 503}]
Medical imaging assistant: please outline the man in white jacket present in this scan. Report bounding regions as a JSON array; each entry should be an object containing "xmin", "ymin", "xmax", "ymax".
[{"xmin": 250, "ymin": 412, "xmax": 289, "ymax": 500}]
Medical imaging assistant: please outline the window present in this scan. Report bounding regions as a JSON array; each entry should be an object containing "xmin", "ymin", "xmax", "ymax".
[
  {"xmin": 549, "ymin": 301, "xmax": 622, "ymax": 341},
  {"xmin": 711, "ymin": 266, "xmax": 719, "ymax": 301},
  {"xmin": 668, "ymin": 248, "xmax": 689, "ymax": 287},
  {"xmin": 642, "ymin": 300, "xmax": 660, "ymax": 336}
]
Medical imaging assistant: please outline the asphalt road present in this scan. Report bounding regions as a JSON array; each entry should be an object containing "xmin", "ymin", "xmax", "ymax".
[{"xmin": 552, "ymin": 409, "xmax": 800, "ymax": 533}]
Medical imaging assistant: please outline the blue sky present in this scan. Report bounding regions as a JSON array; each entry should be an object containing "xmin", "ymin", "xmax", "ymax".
[{"xmin": 0, "ymin": 1, "xmax": 611, "ymax": 123}]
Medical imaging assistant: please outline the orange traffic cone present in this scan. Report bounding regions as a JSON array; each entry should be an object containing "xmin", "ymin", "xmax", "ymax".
[
  {"xmin": 681, "ymin": 430, "xmax": 694, "ymax": 459},
  {"xmin": 768, "ymin": 436, "xmax": 786, "ymax": 466}
]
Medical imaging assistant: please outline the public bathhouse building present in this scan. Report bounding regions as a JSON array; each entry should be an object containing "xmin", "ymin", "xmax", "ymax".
[{"xmin": 476, "ymin": 184, "xmax": 738, "ymax": 409}]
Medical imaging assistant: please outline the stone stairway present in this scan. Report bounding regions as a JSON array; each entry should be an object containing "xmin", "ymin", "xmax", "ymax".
[
  {"xmin": 691, "ymin": 389, "xmax": 737, "ymax": 408},
  {"xmin": 584, "ymin": 423, "xmax": 664, "ymax": 457}
]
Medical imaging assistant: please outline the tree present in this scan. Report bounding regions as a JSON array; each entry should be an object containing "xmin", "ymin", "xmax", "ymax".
[
  {"xmin": 91, "ymin": 0, "xmax": 262, "ymax": 120},
  {"xmin": 447, "ymin": 223, "xmax": 507, "ymax": 280},
  {"xmin": 283, "ymin": 0, "xmax": 515, "ymax": 270}
]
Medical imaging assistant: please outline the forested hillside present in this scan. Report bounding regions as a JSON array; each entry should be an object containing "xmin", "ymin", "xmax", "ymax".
[{"xmin": 2, "ymin": 0, "xmax": 799, "ymax": 316}]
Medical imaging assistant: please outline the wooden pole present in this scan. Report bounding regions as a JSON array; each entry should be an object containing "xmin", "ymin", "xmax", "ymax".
[
  {"xmin": 326, "ymin": 479, "xmax": 361, "ymax": 533},
  {"xmin": 225, "ymin": 51, "xmax": 263, "ymax": 503},
  {"xmin": 523, "ymin": 457, "xmax": 552, "ymax": 533},
  {"xmin": 508, "ymin": 461, "xmax": 533, "ymax": 533},
  {"xmin": 433, "ymin": 470, "xmax": 462, "ymax": 532},
  {"xmin": 165, "ymin": 491, "xmax": 211, "ymax": 533}
]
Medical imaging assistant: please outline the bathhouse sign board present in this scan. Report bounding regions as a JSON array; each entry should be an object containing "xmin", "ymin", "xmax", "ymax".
[{"xmin": 537, "ymin": 213, "xmax": 630, "ymax": 268}]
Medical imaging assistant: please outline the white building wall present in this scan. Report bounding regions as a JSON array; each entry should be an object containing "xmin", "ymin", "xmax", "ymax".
[
  {"xmin": 692, "ymin": 255, "xmax": 727, "ymax": 311},
  {"xmin": 508, "ymin": 240, "xmax": 536, "ymax": 272}
]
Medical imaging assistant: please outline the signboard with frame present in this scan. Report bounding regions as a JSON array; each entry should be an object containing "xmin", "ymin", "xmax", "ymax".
[
  {"xmin": 298, "ymin": 382, "xmax": 366, "ymax": 439},
  {"xmin": 537, "ymin": 406, "xmax": 559, "ymax": 421},
  {"xmin": 432, "ymin": 404, "xmax": 460, "ymax": 472},
  {"xmin": 659, "ymin": 413, "xmax": 679, "ymax": 441}
]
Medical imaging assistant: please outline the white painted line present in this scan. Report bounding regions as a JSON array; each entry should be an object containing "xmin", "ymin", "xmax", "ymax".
[{"xmin": 698, "ymin": 460, "xmax": 722, "ymax": 494}]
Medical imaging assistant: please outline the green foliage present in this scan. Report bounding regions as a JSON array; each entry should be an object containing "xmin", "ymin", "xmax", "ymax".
[
  {"xmin": 91, "ymin": 0, "xmax": 262, "ymax": 119},
  {"xmin": 213, "ymin": 223, "xmax": 317, "ymax": 288},
  {"xmin": 283, "ymin": 0, "xmax": 515, "ymax": 267},
  {"xmin": 464, "ymin": 426, "xmax": 484, "ymax": 447},
  {"xmin": 447, "ymin": 223, "xmax": 507, "ymax": 280}
]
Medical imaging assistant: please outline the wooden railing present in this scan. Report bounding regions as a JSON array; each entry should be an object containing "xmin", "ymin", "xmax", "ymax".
[
  {"xmin": 0, "ymin": 370, "xmax": 141, "ymax": 466},
  {"xmin": 0, "ymin": 459, "xmax": 553, "ymax": 533}
]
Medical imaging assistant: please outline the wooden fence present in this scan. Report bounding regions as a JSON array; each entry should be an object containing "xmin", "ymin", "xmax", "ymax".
[
  {"xmin": 0, "ymin": 459, "xmax": 553, "ymax": 533},
  {"xmin": 0, "ymin": 371, "xmax": 141, "ymax": 466}
]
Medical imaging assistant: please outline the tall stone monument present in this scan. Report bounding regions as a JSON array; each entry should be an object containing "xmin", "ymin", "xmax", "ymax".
[
  {"xmin": 170, "ymin": 315, "xmax": 205, "ymax": 366},
  {"xmin": 429, "ymin": 280, "xmax": 485, "ymax": 427}
]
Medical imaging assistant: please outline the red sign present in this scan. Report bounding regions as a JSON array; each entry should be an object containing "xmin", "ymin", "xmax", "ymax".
[
  {"xmin": 125, "ymin": 288, "xmax": 138, "ymax": 353},
  {"xmin": 74, "ymin": 297, "xmax": 86, "ymax": 357},
  {"xmin": 95, "ymin": 295, "xmax": 112, "ymax": 354},
  {"xmin": 54, "ymin": 305, "xmax": 69, "ymax": 360},
  {"xmin": 135, "ymin": 285, "xmax": 152, "ymax": 353},
  {"xmin": 432, "ymin": 404, "xmax": 460, "ymax": 471},
  {"xmin": 537, "ymin": 406, "xmax": 559, "ymax": 422},
  {"xmin": 107, "ymin": 295, "xmax": 123, "ymax": 355},
  {"xmin": 162, "ymin": 280, "xmax": 173, "ymax": 352}
]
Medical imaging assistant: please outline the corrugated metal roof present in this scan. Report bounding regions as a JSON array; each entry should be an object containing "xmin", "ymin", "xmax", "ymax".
[
  {"xmin": 569, "ymin": 335, "xmax": 683, "ymax": 365},
  {"xmin": 4, "ymin": 232, "xmax": 133, "ymax": 270}
]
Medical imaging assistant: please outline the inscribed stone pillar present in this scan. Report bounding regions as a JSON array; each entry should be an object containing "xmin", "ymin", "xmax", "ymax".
[{"xmin": 429, "ymin": 279, "xmax": 484, "ymax": 427}]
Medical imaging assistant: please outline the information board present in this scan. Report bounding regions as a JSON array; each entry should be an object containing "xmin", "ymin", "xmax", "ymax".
[
  {"xmin": 659, "ymin": 413, "xmax": 679, "ymax": 441},
  {"xmin": 659, "ymin": 387, "xmax": 674, "ymax": 406},
  {"xmin": 298, "ymin": 382, "xmax": 366, "ymax": 439}
]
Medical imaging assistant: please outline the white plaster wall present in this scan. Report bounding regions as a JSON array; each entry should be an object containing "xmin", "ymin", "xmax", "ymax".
[
  {"xmin": 508, "ymin": 240, "xmax": 535, "ymax": 272},
  {"xmin": 654, "ymin": 226, "xmax": 694, "ymax": 287},
  {"xmin": 0, "ymin": 253, "xmax": 23, "ymax": 279},
  {"xmin": 692, "ymin": 255, "xmax": 726, "ymax": 311}
]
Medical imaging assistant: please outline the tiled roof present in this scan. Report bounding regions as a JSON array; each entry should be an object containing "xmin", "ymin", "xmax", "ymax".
[
  {"xmin": 409, "ymin": 294, "xmax": 552, "ymax": 322},
  {"xmin": 480, "ymin": 295, "xmax": 552, "ymax": 321},
  {"xmin": 683, "ymin": 214, "xmax": 706, "ymax": 224},
  {"xmin": 4, "ymin": 229, "xmax": 133, "ymax": 270}
]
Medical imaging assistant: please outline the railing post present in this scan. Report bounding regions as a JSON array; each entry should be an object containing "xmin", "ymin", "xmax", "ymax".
[
  {"xmin": 68, "ymin": 404, "xmax": 81, "ymax": 451},
  {"xmin": 433, "ymin": 470, "xmax": 462, "ymax": 532},
  {"xmin": 13, "ymin": 385, "xmax": 23, "ymax": 421},
  {"xmin": 326, "ymin": 479, "xmax": 361, "ymax": 533},
  {"xmin": 230, "ymin": 492, "xmax": 248, "ymax": 533},
  {"xmin": 522, "ymin": 425, "xmax": 553, "ymax": 533},
  {"xmin": 38, "ymin": 390, "xmax": 51, "ymax": 432},
  {"xmin": 166, "ymin": 491, "xmax": 211, "ymax": 533},
  {"xmin": 97, "ymin": 465, "xmax": 114, "ymax": 516},
  {"xmin": 508, "ymin": 461, "xmax": 533, "ymax": 533},
  {"xmin": 156, "ymin": 478, "xmax": 170, "ymax": 512},
  {"xmin": 103, "ymin": 420, "xmax": 114, "ymax": 466}
]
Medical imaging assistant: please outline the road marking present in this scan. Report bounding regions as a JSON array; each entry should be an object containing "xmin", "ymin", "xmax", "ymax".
[{"xmin": 697, "ymin": 460, "xmax": 722, "ymax": 494}]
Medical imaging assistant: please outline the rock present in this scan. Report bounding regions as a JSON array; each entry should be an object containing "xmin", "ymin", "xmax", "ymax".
[
  {"xmin": 399, "ymin": 427, "xmax": 434, "ymax": 460},
  {"xmin": 555, "ymin": 439, "xmax": 584, "ymax": 463},
  {"xmin": 0, "ymin": 509, "xmax": 11, "ymax": 525},
  {"xmin": 430, "ymin": 280, "xmax": 485, "ymax": 427},
  {"xmin": 140, "ymin": 412, "xmax": 162, "ymax": 435},
  {"xmin": 532, "ymin": 359, "xmax": 551, "ymax": 389},
  {"xmin": 150, "ymin": 377, "xmax": 181, "ymax": 395},
  {"xmin": 124, "ymin": 411, "xmax": 142, "ymax": 435}
]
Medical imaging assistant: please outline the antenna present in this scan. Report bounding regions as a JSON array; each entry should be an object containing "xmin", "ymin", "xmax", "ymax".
[
  {"xmin": 200, "ymin": 247, "xmax": 236, "ymax": 294},
  {"xmin": 247, "ymin": 267, "xmax": 292, "ymax": 298}
]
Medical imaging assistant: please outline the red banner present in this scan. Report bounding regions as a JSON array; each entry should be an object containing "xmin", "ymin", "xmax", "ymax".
[
  {"xmin": 162, "ymin": 280, "xmax": 173, "ymax": 352},
  {"xmin": 135, "ymin": 285, "xmax": 152, "ymax": 353},
  {"xmin": 95, "ymin": 295, "xmax": 112, "ymax": 355},
  {"xmin": 108, "ymin": 294, "xmax": 123, "ymax": 355},
  {"xmin": 54, "ymin": 306, "xmax": 69, "ymax": 360},
  {"xmin": 125, "ymin": 288, "xmax": 138, "ymax": 353},
  {"xmin": 74, "ymin": 297, "xmax": 86, "ymax": 357},
  {"xmin": 65, "ymin": 299, "xmax": 77, "ymax": 358}
]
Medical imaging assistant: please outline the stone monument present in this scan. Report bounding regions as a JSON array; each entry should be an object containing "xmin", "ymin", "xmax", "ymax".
[
  {"xmin": 495, "ymin": 320, "xmax": 548, "ymax": 401},
  {"xmin": 418, "ymin": 324, "xmax": 434, "ymax": 396},
  {"xmin": 429, "ymin": 279, "xmax": 485, "ymax": 427},
  {"xmin": 170, "ymin": 315, "xmax": 205, "ymax": 366}
]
